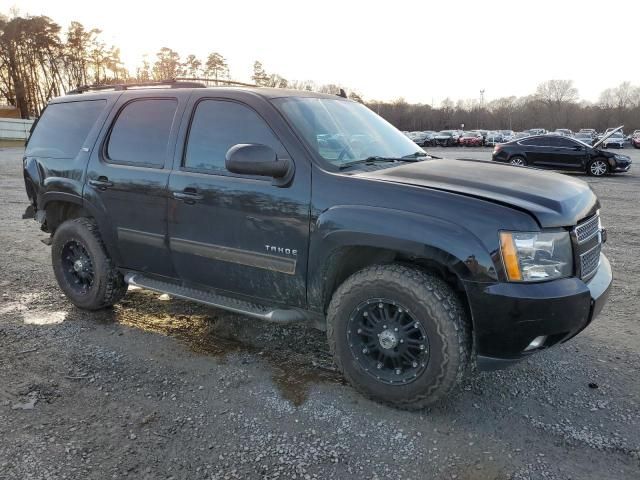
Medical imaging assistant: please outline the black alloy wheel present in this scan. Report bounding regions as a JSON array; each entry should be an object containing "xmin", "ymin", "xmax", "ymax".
[
  {"xmin": 51, "ymin": 218, "xmax": 127, "ymax": 310},
  {"xmin": 61, "ymin": 240, "xmax": 95, "ymax": 295},
  {"xmin": 347, "ymin": 299, "xmax": 429, "ymax": 385}
]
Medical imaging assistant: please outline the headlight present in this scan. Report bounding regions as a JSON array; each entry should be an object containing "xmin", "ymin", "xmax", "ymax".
[{"xmin": 499, "ymin": 231, "xmax": 573, "ymax": 282}]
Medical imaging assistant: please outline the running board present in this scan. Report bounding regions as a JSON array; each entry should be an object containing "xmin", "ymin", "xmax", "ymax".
[{"xmin": 124, "ymin": 273, "xmax": 306, "ymax": 323}]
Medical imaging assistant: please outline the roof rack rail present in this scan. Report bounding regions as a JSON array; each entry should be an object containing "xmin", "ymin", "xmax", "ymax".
[
  {"xmin": 174, "ymin": 77, "xmax": 258, "ymax": 88},
  {"xmin": 66, "ymin": 79, "xmax": 206, "ymax": 95}
]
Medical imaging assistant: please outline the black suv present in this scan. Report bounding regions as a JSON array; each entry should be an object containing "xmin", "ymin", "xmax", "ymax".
[{"xmin": 23, "ymin": 82, "xmax": 612, "ymax": 409}]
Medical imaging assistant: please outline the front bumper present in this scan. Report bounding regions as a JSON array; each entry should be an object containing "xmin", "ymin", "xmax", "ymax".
[
  {"xmin": 464, "ymin": 253, "xmax": 612, "ymax": 371},
  {"xmin": 614, "ymin": 162, "xmax": 631, "ymax": 172}
]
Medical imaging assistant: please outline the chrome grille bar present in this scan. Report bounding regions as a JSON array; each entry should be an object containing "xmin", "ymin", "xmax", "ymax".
[{"xmin": 575, "ymin": 214, "xmax": 600, "ymax": 244}]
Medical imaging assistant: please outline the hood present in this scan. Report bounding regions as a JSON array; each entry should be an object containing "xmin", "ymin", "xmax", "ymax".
[
  {"xmin": 356, "ymin": 159, "xmax": 599, "ymax": 228},
  {"xmin": 593, "ymin": 125, "xmax": 624, "ymax": 148}
]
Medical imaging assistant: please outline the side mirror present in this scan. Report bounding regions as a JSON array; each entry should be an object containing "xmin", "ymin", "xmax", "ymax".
[{"xmin": 225, "ymin": 144, "xmax": 294, "ymax": 187}]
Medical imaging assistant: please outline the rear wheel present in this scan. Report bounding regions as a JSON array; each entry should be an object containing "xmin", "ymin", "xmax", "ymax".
[
  {"xmin": 509, "ymin": 156, "xmax": 527, "ymax": 166},
  {"xmin": 327, "ymin": 264, "xmax": 471, "ymax": 409},
  {"xmin": 52, "ymin": 218, "xmax": 127, "ymax": 310},
  {"xmin": 588, "ymin": 158, "xmax": 609, "ymax": 176}
]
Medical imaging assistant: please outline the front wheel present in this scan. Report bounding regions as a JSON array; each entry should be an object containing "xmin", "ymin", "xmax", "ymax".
[
  {"xmin": 327, "ymin": 264, "xmax": 471, "ymax": 409},
  {"xmin": 51, "ymin": 218, "xmax": 127, "ymax": 310},
  {"xmin": 588, "ymin": 158, "xmax": 609, "ymax": 176}
]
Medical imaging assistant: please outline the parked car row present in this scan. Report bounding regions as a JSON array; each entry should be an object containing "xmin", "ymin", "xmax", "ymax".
[
  {"xmin": 404, "ymin": 127, "xmax": 639, "ymax": 149},
  {"xmin": 403, "ymin": 129, "xmax": 518, "ymax": 147}
]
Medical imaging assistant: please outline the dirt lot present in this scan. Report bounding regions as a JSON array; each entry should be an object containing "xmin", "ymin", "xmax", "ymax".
[{"xmin": 1, "ymin": 146, "xmax": 639, "ymax": 480}]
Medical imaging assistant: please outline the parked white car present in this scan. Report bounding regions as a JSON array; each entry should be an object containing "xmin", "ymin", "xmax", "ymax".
[{"xmin": 602, "ymin": 132, "xmax": 625, "ymax": 149}]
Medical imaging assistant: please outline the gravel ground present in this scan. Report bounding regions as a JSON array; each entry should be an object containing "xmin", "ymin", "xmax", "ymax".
[{"xmin": 1, "ymin": 145, "xmax": 639, "ymax": 480}]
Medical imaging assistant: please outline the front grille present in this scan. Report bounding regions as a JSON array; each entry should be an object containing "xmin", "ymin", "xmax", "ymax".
[
  {"xmin": 573, "ymin": 213, "xmax": 602, "ymax": 281},
  {"xmin": 580, "ymin": 242, "xmax": 601, "ymax": 280},
  {"xmin": 575, "ymin": 214, "xmax": 599, "ymax": 244}
]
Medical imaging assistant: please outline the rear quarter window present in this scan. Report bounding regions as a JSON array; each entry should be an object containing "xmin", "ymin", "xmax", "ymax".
[{"xmin": 25, "ymin": 100, "xmax": 106, "ymax": 158}]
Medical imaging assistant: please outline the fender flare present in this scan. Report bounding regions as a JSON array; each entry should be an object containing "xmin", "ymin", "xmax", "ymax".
[
  {"xmin": 37, "ymin": 193, "xmax": 121, "ymax": 264},
  {"xmin": 308, "ymin": 205, "xmax": 497, "ymax": 311}
]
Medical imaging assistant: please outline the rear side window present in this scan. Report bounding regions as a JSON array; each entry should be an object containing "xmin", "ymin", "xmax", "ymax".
[
  {"xmin": 520, "ymin": 137, "xmax": 546, "ymax": 147},
  {"xmin": 184, "ymin": 100, "xmax": 284, "ymax": 173},
  {"xmin": 547, "ymin": 137, "xmax": 573, "ymax": 147},
  {"xmin": 107, "ymin": 99, "xmax": 178, "ymax": 167},
  {"xmin": 25, "ymin": 100, "xmax": 106, "ymax": 158}
]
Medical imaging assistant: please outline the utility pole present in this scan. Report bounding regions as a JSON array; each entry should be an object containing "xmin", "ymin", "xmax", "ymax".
[{"xmin": 478, "ymin": 89, "xmax": 485, "ymax": 129}]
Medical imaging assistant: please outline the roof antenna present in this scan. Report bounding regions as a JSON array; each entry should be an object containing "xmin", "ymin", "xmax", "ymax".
[{"xmin": 337, "ymin": 88, "xmax": 347, "ymax": 98}]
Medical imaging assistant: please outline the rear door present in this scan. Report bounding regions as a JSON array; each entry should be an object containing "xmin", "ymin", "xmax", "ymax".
[
  {"xmin": 167, "ymin": 94, "xmax": 312, "ymax": 307},
  {"xmin": 517, "ymin": 137, "xmax": 550, "ymax": 166},
  {"xmin": 85, "ymin": 91, "xmax": 187, "ymax": 277}
]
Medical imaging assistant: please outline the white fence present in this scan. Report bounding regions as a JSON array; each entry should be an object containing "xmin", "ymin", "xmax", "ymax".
[{"xmin": 0, "ymin": 118, "xmax": 34, "ymax": 140}]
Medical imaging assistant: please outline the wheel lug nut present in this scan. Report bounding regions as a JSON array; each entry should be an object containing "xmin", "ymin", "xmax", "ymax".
[
  {"xmin": 399, "ymin": 339, "xmax": 404, "ymax": 344},
  {"xmin": 395, "ymin": 369, "xmax": 401, "ymax": 375},
  {"xmin": 394, "ymin": 327, "xmax": 398, "ymax": 332},
  {"xmin": 412, "ymin": 362, "xmax": 418, "ymax": 368},
  {"xmin": 378, "ymin": 303, "xmax": 383, "ymax": 308},
  {"xmin": 362, "ymin": 348, "xmax": 368, "ymax": 354},
  {"xmin": 414, "ymin": 322, "xmax": 419, "ymax": 328},
  {"xmin": 420, "ymin": 344, "xmax": 425, "ymax": 350},
  {"xmin": 376, "ymin": 362, "xmax": 383, "ymax": 370},
  {"xmin": 383, "ymin": 325, "xmax": 387, "ymax": 329},
  {"xmin": 363, "ymin": 312, "xmax": 368, "ymax": 317},
  {"xmin": 357, "ymin": 328, "xmax": 362, "ymax": 334}
]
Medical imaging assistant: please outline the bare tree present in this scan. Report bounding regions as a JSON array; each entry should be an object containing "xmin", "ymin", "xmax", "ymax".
[{"xmin": 534, "ymin": 80, "xmax": 579, "ymax": 128}]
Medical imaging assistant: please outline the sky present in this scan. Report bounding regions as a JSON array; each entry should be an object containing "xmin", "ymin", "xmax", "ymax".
[{"xmin": 2, "ymin": 0, "xmax": 637, "ymax": 105}]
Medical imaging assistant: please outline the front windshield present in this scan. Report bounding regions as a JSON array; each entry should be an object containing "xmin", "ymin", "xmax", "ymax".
[{"xmin": 274, "ymin": 97, "xmax": 423, "ymax": 167}]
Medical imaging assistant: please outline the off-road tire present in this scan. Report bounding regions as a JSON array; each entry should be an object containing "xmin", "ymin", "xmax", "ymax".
[
  {"xmin": 51, "ymin": 218, "xmax": 127, "ymax": 310},
  {"xmin": 327, "ymin": 264, "xmax": 471, "ymax": 409}
]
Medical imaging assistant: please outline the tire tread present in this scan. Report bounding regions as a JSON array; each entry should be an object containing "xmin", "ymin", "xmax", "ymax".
[{"xmin": 327, "ymin": 263, "xmax": 471, "ymax": 410}]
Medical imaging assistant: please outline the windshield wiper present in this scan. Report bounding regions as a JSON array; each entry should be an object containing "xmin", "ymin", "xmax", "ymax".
[
  {"xmin": 338, "ymin": 154, "xmax": 428, "ymax": 170},
  {"xmin": 402, "ymin": 151, "xmax": 429, "ymax": 159},
  {"xmin": 338, "ymin": 156, "xmax": 402, "ymax": 170}
]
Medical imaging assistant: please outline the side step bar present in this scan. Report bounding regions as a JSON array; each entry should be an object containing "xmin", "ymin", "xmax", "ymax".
[{"xmin": 124, "ymin": 273, "xmax": 307, "ymax": 323}]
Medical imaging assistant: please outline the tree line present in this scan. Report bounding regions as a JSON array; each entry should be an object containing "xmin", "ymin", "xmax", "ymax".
[
  {"xmin": 374, "ymin": 80, "xmax": 640, "ymax": 132},
  {"xmin": 1, "ymin": 13, "xmax": 638, "ymax": 132},
  {"xmin": 0, "ymin": 13, "xmax": 363, "ymax": 118}
]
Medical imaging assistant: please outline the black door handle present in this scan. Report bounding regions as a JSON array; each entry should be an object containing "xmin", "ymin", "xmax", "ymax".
[
  {"xmin": 89, "ymin": 177, "xmax": 114, "ymax": 190},
  {"xmin": 172, "ymin": 190, "xmax": 204, "ymax": 204}
]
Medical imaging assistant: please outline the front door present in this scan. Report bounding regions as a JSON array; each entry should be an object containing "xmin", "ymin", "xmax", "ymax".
[
  {"xmin": 85, "ymin": 92, "xmax": 186, "ymax": 277},
  {"xmin": 167, "ymin": 97, "xmax": 311, "ymax": 307},
  {"xmin": 548, "ymin": 137, "xmax": 587, "ymax": 170}
]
